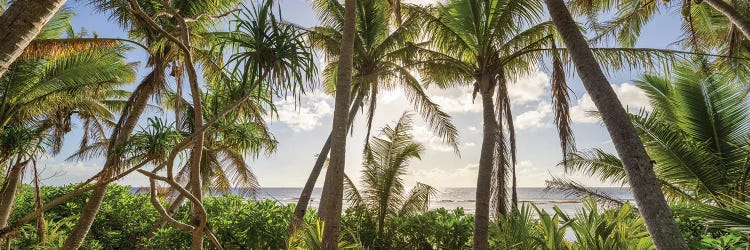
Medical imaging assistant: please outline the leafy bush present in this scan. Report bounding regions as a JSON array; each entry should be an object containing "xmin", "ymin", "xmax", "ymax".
[{"xmin": 12, "ymin": 184, "xmax": 749, "ymax": 250}]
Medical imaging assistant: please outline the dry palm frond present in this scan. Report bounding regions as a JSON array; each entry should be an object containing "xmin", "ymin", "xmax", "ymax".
[{"xmin": 20, "ymin": 38, "xmax": 126, "ymax": 59}]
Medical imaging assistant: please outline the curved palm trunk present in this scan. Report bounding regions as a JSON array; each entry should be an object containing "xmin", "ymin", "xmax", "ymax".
[
  {"xmin": 319, "ymin": 0, "xmax": 356, "ymax": 248},
  {"xmin": 0, "ymin": 0, "xmax": 66, "ymax": 78},
  {"xmin": 703, "ymin": 0, "xmax": 750, "ymax": 41},
  {"xmin": 288, "ymin": 93, "xmax": 364, "ymax": 233},
  {"xmin": 61, "ymin": 184, "xmax": 107, "ymax": 249},
  {"xmin": 545, "ymin": 0, "xmax": 688, "ymax": 249},
  {"xmin": 0, "ymin": 159, "xmax": 29, "ymax": 227},
  {"xmin": 62, "ymin": 65, "xmax": 165, "ymax": 250},
  {"xmin": 473, "ymin": 75, "xmax": 497, "ymax": 250}
]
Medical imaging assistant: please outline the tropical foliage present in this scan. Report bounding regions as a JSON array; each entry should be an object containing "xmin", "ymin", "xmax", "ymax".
[
  {"xmin": 3, "ymin": 0, "xmax": 750, "ymax": 249},
  {"xmin": 344, "ymin": 113, "xmax": 436, "ymax": 233},
  {"xmin": 552, "ymin": 59, "xmax": 750, "ymax": 205}
]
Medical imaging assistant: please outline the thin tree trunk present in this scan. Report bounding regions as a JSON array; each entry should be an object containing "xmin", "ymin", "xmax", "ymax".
[
  {"xmin": 0, "ymin": 0, "xmax": 66, "ymax": 78},
  {"xmin": 61, "ymin": 185, "xmax": 107, "ymax": 249},
  {"xmin": 0, "ymin": 159, "xmax": 29, "ymax": 227},
  {"xmin": 32, "ymin": 159, "xmax": 45, "ymax": 245},
  {"xmin": 288, "ymin": 93, "xmax": 364, "ymax": 233},
  {"xmin": 545, "ymin": 0, "xmax": 688, "ymax": 249},
  {"xmin": 703, "ymin": 0, "xmax": 750, "ymax": 41},
  {"xmin": 512, "ymin": 165, "xmax": 517, "ymax": 209},
  {"xmin": 319, "ymin": 0, "xmax": 356, "ymax": 248},
  {"xmin": 144, "ymin": 193, "xmax": 186, "ymax": 241},
  {"xmin": 61, "ymin": 65, "xmax": 166, "ymax": 250},
  {"xmin": 185, "ymin": 60, "xmax": 205, "ymax": 250},
  {"xmin": 473, "ymin": 74, "xmax": 497, "ymax": 250}
]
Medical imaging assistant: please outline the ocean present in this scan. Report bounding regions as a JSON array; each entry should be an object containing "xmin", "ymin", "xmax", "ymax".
[
  {"xmin": 132, "ymin": 187, "xmax": 633, "ymax": 215},
  {"xmin": 247, "ymin": 187, "xmax": 633, "ymax": 215}
]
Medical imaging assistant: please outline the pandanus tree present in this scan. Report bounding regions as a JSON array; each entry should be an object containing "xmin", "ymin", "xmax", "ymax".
[
  {"xmin": 146, "ymin": 83, "xmax": 278, "ymax": 232},
  {"xmin": 410, "ymin": 0, "xmax": 688, "ymax": 248},
  {"xmin": 550, "ymin": 60, "xmax": 750, "ymax": 205},
  {"xmin": 134, "ymin": 1, "xmax": 313, "ymax": 248},
  {"xmin": 61, "ymin": 0, "xmax": 244, "ymax": 248},
  {"xmin": 290, "ymin": 0, "xmax": 458, "ymax": 231},
  {"xmin": 343, "ymin": 113, "xmax": 436, "ymax": 234},
  {"xmin": 545, "ymin": 0, "xmax": 688, "ymax": 248}
]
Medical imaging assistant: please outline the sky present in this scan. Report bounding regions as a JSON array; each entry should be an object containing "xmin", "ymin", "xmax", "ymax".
[{"xmin": 32, "ymin": 0, "xmax": 687, "ymax": 188}]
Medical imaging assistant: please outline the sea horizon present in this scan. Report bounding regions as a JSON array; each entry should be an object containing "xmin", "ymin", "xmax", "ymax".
[{"xmin": 130, "ymin": 187, "xmax": 634, "ymax": 214}]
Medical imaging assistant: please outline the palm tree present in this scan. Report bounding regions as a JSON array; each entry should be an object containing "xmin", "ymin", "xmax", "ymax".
[
  {"xmin": 290, "ymin": 0, "xmax": 458, "ymax": 231},
  {"xmin": 544, "ymin": 0, "xmax": 688, "ymax": 248},
  {"xmin": 411, "ymin": 0, "xmax": 687, "ymax": 248},
  {"xmin": 343, "ymin": 112, "xmax": 436, "ymax": 234},
  {"xmin": 318, "ymin": 0, "xmax": 356, "ymax": 248},
  {"xmin": 410, "ymin": 3, "xmax": 542, "ymax": 247},
  {"xmin": 0, "ymin": 45, "xmax": 134, "ymax": 228},
  {"xmin": 552, "ymin": 59, "xmax": 750, "ymax": 205},
  {"xmin": 568, "ymin": 0, "xmax": 750, "ymax": 82},
  {"xmin": 0, "ymin": 0, "xmax": 66, "ymax": 78},
  {"xmin": 569, "ymin": 0, "xmax": 750, "ymax": 43}
]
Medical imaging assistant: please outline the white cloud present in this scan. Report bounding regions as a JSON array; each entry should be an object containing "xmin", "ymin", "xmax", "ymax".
[
  {"xmin": 515, "ymin": 160, "xmax": 553, "ymax": 187},
  {"xmin": 408, "ymin": 163, "xmax": 478, "ymax": 187},
  {"xmin": 570, "ymin": 83, "xmax": 650, "ymax": 123},
  {"xmin": 411, "ymin": 124, "xmax": 454, "ymax": 152},
  {"xmin": 467, "ymin": 126, "xmax": 478, "ymax": 132},
  {"xmin": 381, "ymin": 88, "xmax": 405, "ymax": 104},
  {"xmin": 35, "ymin": 161, "xmax": 103, "ymax": 186},
  {"xmin": 463, "ymin": 142, "xmax": 476, "ymax": 147},
  {"xmin": 273, "ymin": 91, "xmax": 334, "ymax": 132},
  {"xmin": 431, "ymin": 87, "xmax": 482, "ymax": 113},
  {"xmin": 430, "ymin": 69, "xmax": 550, "ymax": 113},
  {"xmin": 508, "ymin": 70, "xmax": 550, "ymax": 105},
  {"xmin": 515, "ymin": 102, "xmax": 552, "ymax": 130}
]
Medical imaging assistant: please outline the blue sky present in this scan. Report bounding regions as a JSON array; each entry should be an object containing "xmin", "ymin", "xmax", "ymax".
[{"xmin": 37, "ymin": 0, "xmax": 685, "ymax": 188}]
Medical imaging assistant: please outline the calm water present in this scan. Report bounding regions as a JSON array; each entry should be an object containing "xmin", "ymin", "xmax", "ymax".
[
  {"xmin": 132, "ymin": 187, "xmax": 633, "ymax": 215},
  {"xmin": 241, "ymin": 187, "xmax": 631, "ymax": 215}
]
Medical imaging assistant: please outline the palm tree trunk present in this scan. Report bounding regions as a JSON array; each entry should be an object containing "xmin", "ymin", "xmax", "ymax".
[
  {"xmin": 545, "ymin": 0, "xmax": 688, "ymax": 249},
  {"xmin": 32, "ymin": 161, "xmax": 45, "ymax": 245},
  {"xmin": 61, "ymin": 184, "xmax": 107, "ymax": 249},
  {"xmin": 511, "ymin": 164, "xmax": 517, "ymax": 209},
  {"xmin": 319, "ymin": 0, "xmax": 356, "ymax": 248},
  {"xmin": 0, "ymin": 159, "xmax": 29, "ymax": 227},
  {"xmin": 144, "ymin": 193, "xmax": 186, "ymax": 241},
  {"xmin": 473, "ymin": 74, "xmax": 497, "ymax": 250},
  {"xmin": 703, "ymin": 0, "xmax": 750, "ymax": 41},
  {"xmin": 61, "ymin": 65, "xmax": 166, "ymax": 250},
  {"xmin": 0, "ymin": 0, "xmax": 66, "ymax": 78},
  {"xmin": 288, "ymin": 93, "xmax": 364, "ymax": 233}
]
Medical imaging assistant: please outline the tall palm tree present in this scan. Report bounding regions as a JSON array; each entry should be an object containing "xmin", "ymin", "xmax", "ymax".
[
  {"xmin": 411, "ymin": 0, "xmax": 685, "ymax": 248},
  {"xmin": 0, "ymin": 0, "xmax": 66, "ymax": 78},
  {"xmin": 290, "ymin": 0, "xmax": 458, "ymax": 230},
  {"xmin": 343, "ymin": 112, "xmax": 436, "ymax": 234},
  {"xmin": 544, "ymin": 0, "xmax": 688, "ymax": 248},
  {"xmin": 552, "ymin": 59, "xmax": 750, "ymax": 205},
  {"xmin": 318, "ymin": 0, "xmax": 356, "ymax": 248}
]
